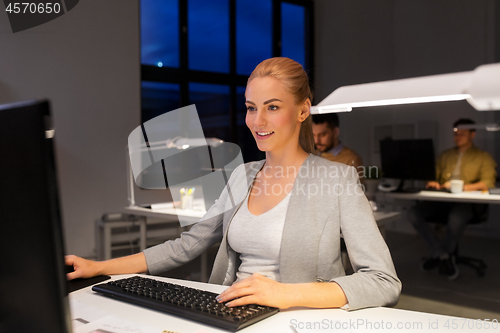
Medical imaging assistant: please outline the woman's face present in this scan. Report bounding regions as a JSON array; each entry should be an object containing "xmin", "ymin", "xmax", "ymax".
[{"xmin": 245, "ymin": 77, "xmax": 307, "ymax": 153}]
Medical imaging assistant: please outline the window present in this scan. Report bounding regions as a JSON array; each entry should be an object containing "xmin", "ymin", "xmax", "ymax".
[
  {"xmin": 188, "ymin": 0, "xmax": 230, "ymax": 73},
  {"xmin": 281, "ymin": 2, "xmax": 306, "ymax": 67},
  {"xmin": 141, "ymin": 0, "xmax": 179, "ymax": 68},
  {"xmin": 236, "ymin": 0, "xmax": 273, "ymax": 75},
  {"xmin": 189, "ymin": 83, "xmax": 231, "ymax": 142},
  {"xmin": 141, "ymin": 82, "xmax": 181, "ymax": 122},
  {"xmin": 141, "ymin": 0, "xmax": 313, "ymax": 162}
]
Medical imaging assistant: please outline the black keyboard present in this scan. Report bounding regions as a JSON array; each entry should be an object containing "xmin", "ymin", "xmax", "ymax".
[
  {"xmin": 92, "ymin": 276, "xmax": 279, "ymax": 331},
  {"xmin": 422, "ymin": 188, "xmax": 450, "ymax": 193}
]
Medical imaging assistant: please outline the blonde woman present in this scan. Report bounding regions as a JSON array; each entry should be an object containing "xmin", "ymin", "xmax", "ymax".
[{"xmin": 67, "ymin": 57, "xmax": 401, "ymax": 310}]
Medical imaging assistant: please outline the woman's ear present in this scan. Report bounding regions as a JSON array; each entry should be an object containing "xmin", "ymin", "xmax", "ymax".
[{"xmin": 299, "ymin": 98, "xmax": 311, "ymax": 122}]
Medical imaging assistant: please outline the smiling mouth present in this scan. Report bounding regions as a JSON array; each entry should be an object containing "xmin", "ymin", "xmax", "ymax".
[{"xmin": 256, "ymin": 131, "xmax": 274, "ymax": 138}]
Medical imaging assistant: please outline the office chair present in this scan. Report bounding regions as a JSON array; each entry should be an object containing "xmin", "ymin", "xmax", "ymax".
[{"xmin": 425, "ymin": 203, "xmax": 488, "ymax": 277}]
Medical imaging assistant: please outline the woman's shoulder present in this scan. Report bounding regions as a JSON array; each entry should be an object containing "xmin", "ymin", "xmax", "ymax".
[
  {"xmin": 244, "ymin": 159, "xmax": 266, "ymax": 171},
  {"xmin": 226, "ymin": 159, "xmax": 265, "ymax": 184},
  {"xmin": 307, "ymin": 154, "xmax": 354, "ymax": 170},
  {"xmin": 299, "ymin": 154, "xmax": 357, "ymax": 183}
]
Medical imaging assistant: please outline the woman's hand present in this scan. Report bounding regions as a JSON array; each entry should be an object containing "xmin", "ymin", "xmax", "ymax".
[
  {"xmin": 65, "ymin": 253, "xmax": 147, "ymax": 280},
  {"xmin": 65, "ymin": 255, "xmax": 102, "ymax": 280},
  {"xmin": 216, "ymin": 273, "xmax": 293, "ymax": 309}
]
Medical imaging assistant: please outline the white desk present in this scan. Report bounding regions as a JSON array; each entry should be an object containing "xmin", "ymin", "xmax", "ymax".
[
  {"xmin": 124, "ymin": 198, "xmax": 207, "ymax": 225},
  {"xmin": 379, "ymin": 190, "xmax": 500, "ymax": 204},
  {"xmin": 70, "ymin": 274, "xmax": 491, "ymax": 333}
]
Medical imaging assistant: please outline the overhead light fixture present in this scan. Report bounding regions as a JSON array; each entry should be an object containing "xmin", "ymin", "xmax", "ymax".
[
  {"xmin": 455, "ymin": 123, "xmax": 500, "ymax": 132},
  {"xmin": 311, "ymin": 63, "xmax": 500, "ymax": 114}
]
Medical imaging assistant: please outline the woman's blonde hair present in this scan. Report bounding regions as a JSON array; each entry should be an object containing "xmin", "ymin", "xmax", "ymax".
[{"xmin": 247, "ymin": 57, "xmax": 316, "ymax": 154}]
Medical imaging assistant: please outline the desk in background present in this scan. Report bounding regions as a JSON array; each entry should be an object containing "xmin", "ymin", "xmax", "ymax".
[
  {"xmin": 375, "ymin": 190, "xmax": 500, "ymax": 236},
  {"xmin": 379, "ymin": 190, "xmax": 500, "ymax": 204},
  {"xmin": 70, "ymin": 274, "xmax": 491, "ymax": 333}
]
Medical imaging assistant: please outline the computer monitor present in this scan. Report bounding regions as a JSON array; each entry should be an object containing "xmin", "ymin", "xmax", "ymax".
[
  {"xmin": 380, "ymin": 138, "xmax": 436, "ymax": 192},
  {"xmin": 0, "ymin": 100, "xmax": 71, "ymax": 333}
]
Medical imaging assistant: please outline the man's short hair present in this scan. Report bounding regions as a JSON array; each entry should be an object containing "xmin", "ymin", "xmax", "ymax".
[
  {"xmin": 312, "ymin": 113, "xmax": 339, "ymax": 130},
  {"xmin": 453, "ymin": 118, "xmax": 476, "ymax": 132}
]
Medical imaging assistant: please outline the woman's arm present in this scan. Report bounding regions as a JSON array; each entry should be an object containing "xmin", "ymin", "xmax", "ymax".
[
  {"xmin": 331, "ymin": 166, "xmax": 401, "ymax": 310},
  {"xmin": 65, "ymin": 252, "xmax": 147, "ymax": 280},
  {"xmin": 216, "ymin": 273, "xmax": 347, "ymax": 309},
  {"xmin": 66, "ymin": 164, "xmax": 247, "ymax": 281}
]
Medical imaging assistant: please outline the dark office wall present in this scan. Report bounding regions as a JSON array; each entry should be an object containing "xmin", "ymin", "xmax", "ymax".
[
  {"xmin": 314, "ymin": 0, "xmax": 497, "ymax": 99},
  {"xmin": 393, "ymin": 0, "xmax": 496, "ymax": 78},
  {"xmin": 0, "ymin": 1, "xmax": 140, "ymax": 256},
  {"xmin": 313, "ymin": 0, "xmax": 395, "ymax": 103}
]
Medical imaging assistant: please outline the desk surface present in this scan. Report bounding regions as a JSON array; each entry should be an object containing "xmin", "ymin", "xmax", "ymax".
[
  {"xmin": 70, "ymin": 274, "xmax": 487, "ymax": 333},
  {"xmin": 125, "ymin": 202, "xmax": 401, "ymax": 225},
  {"xmin": 382, "ymin": 190, "xmax": 500, "ymax": 204},
  {"xmin": 124, "ymin": 199, "xmax": 206, "ymax": 225}
]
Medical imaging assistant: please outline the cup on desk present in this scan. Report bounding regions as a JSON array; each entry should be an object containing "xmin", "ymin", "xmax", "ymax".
[
  {"xmin": 181, "ymin": 195, "xmax": 193, "ymax": 209},
  {"xmin": 180, "ymin": 187, "xmax": 195, "ymax": 209},
  {"xmin": 450, "ymin": 180, "xmax": 464, "ymax": 194}
]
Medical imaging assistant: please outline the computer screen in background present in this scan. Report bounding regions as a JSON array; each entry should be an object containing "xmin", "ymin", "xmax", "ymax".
[
  {"xmin": 0, "ymin": 100, "xmax": 71, "ymax": 333},
  {"xmin": 380, "ymin": 138, "xmax": 436, "ymax": 193}
]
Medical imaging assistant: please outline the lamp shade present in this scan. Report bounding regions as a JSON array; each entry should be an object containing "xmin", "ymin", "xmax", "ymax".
[
  {"xmin": 465, "ymin": 63, "xmax": 500, "ymax": 111},
  {"xmin": 311, "ymin": 63, "xmax": 500, "ymax": 114}
]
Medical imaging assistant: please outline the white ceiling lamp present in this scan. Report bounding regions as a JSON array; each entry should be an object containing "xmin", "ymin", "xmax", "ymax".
[
  {"xmin": 311, "ymin": 63, "xmax": 500, "ymax": 114},
  {"xmin": 456, "ymin": 123, "xmax": 500, "ymax": 132}
]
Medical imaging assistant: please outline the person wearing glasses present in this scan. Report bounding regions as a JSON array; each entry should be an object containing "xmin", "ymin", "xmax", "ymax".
[{"xmin": 408, "ymin": 118, "xmax": 497, "ymax": 280}]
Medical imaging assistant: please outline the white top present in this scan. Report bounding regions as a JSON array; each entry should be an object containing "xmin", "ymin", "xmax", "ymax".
[{"xmin": 227, "ymin": 190, "xmax": 292, "ymax": 282}]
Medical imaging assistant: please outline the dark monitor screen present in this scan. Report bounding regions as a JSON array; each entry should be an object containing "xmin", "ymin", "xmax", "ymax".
[
  {"xmin": 0, "ymin": 100, "xmax": 71, "ymax": 333},
  {"xmin": 380, "ymin": 138, "xmax": 436, "ymax": 182}
]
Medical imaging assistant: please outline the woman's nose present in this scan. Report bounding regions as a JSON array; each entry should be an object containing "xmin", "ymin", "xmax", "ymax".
[{"xmin": 254, "ymin": 109, "xmax": 267, "ymax": 126}]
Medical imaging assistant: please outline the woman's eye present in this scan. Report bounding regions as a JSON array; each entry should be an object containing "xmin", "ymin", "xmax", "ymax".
[
  {"xmin": 269, "ymin": 105, "xmax": 279, "ymax": 111},
  {"xmin": 246, "ymin": 106, "xmax": 255, "ymax": 112}
]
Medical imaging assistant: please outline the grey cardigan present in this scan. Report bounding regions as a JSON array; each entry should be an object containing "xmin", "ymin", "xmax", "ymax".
[{"xmin": 143, "ymin": 154, "xmax": 401, "ymax": 310}]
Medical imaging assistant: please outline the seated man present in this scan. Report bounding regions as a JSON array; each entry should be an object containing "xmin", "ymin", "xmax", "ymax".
[
  {"xmin": 312, "ymin": 113, "xmax": 363, "ymax": 171},
  {"xmin": 408, "ymin": 118, "xmax": 497, "ymax": 280}
]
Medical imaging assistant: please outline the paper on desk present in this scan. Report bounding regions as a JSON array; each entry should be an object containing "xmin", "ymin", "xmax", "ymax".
[
  {"xmin": 70, "ymin": 299, "xmax": 109, "ymax": 329},
  {"xmin": 150, "ymin": 202, "xmax": 175, "ymax": 211},
  {"xmin": 74, "ymin": 315, "xmax": 159, "ymax": 333},
  {"xmin": 150, "ymin": 201, "xmax": 205, "ymax": 213}
]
